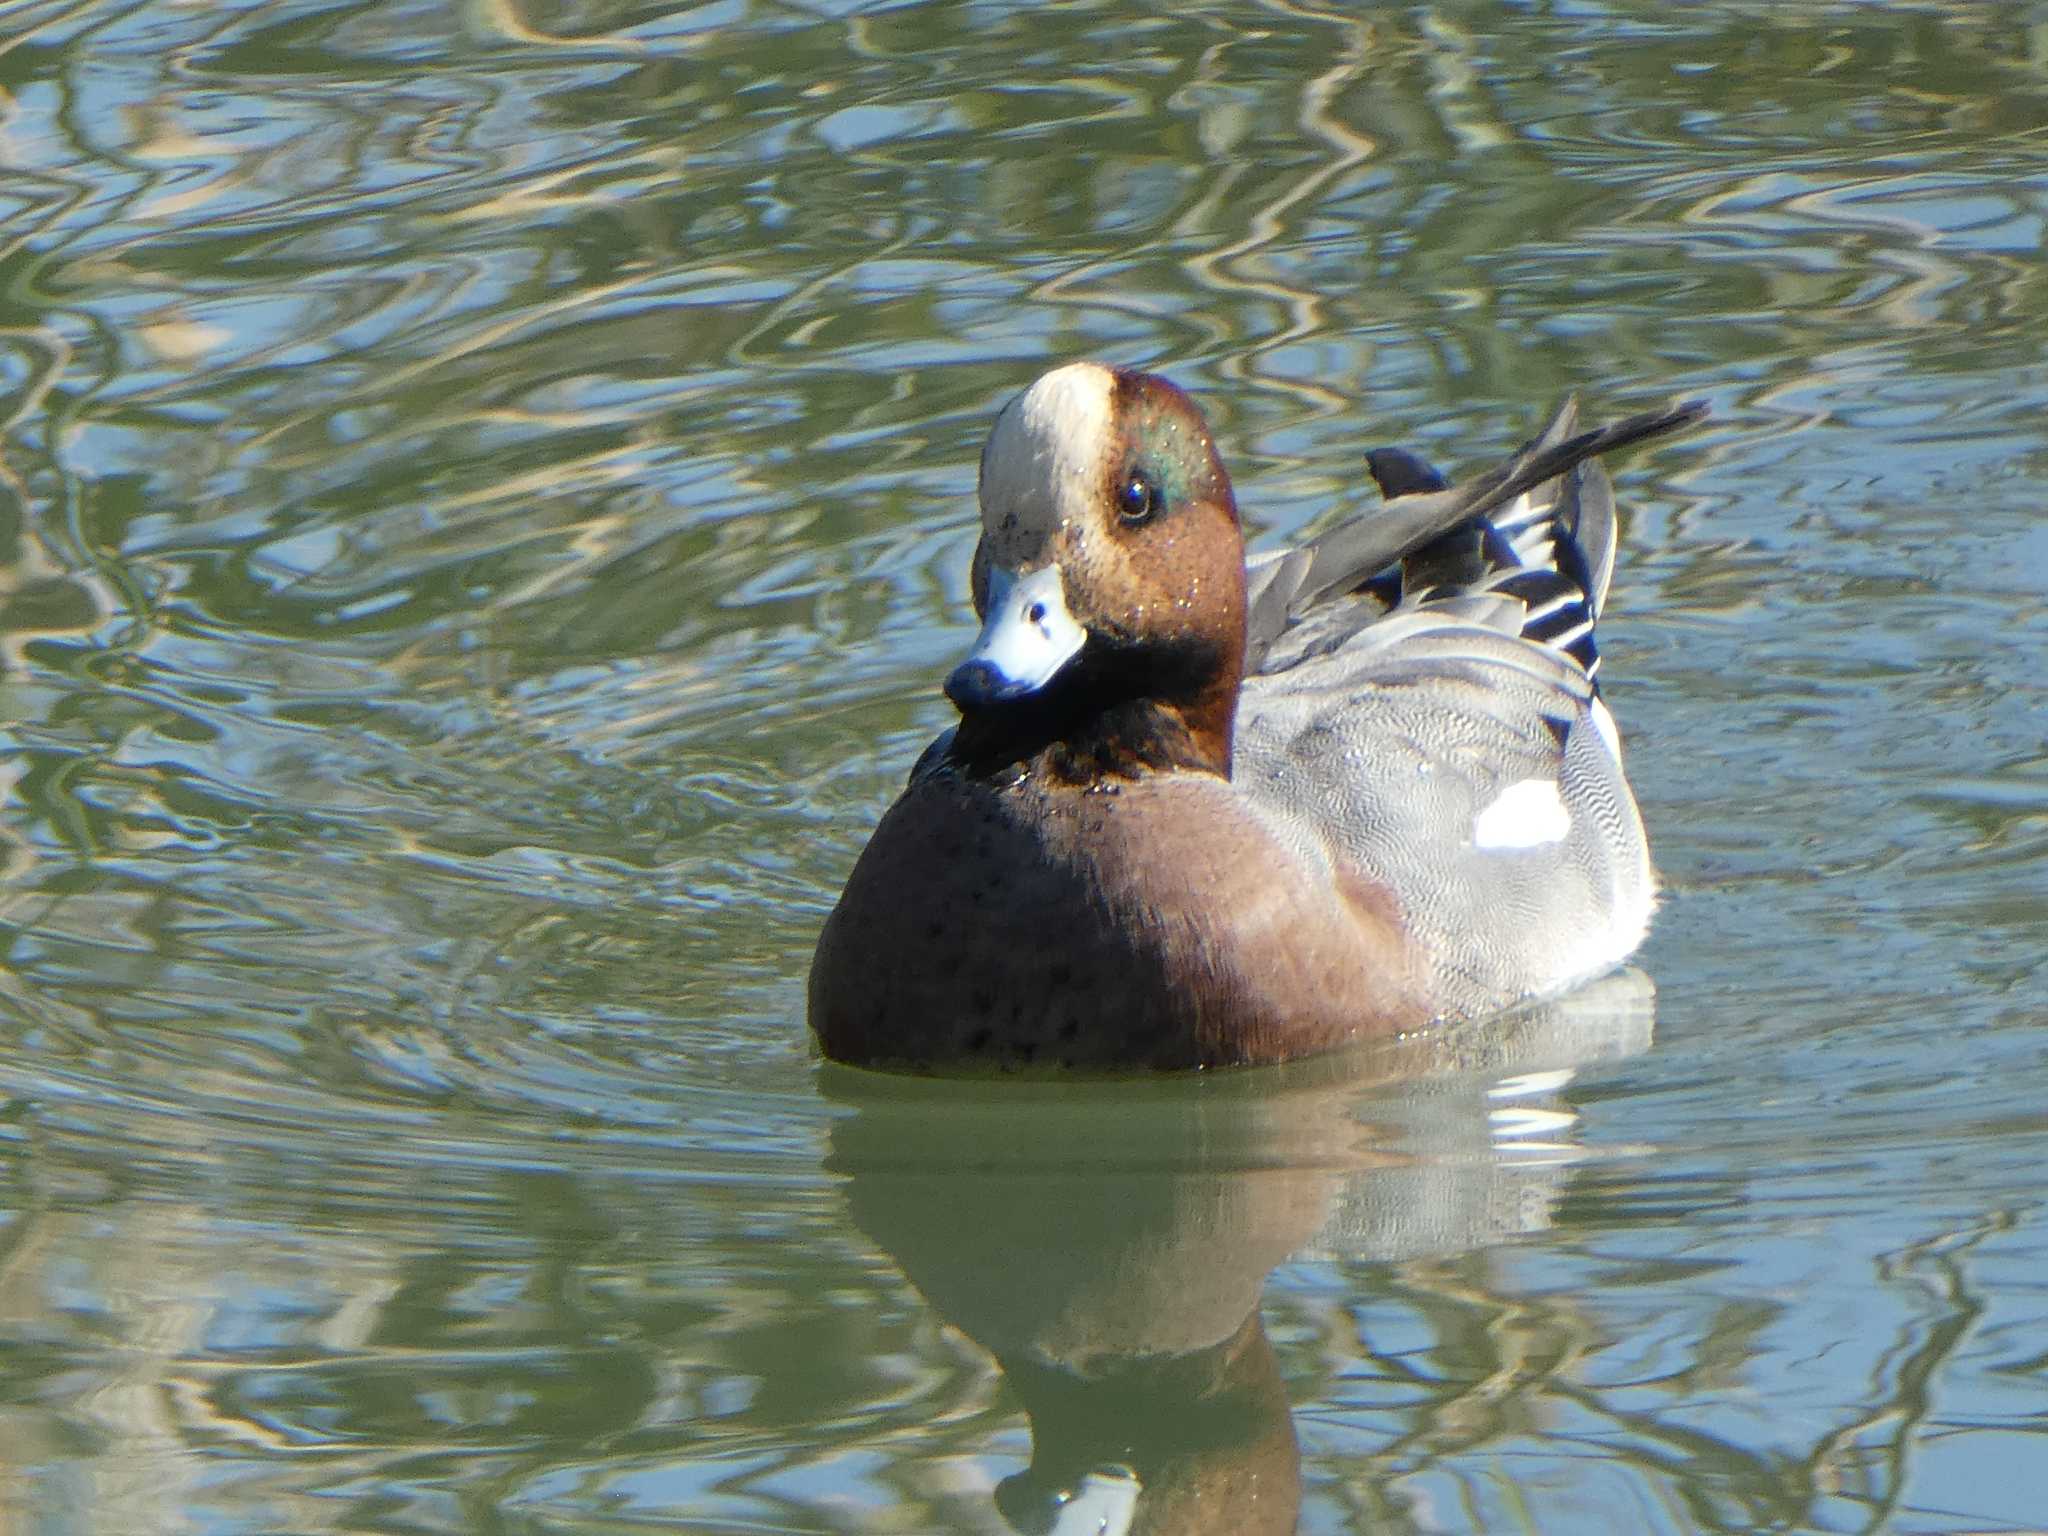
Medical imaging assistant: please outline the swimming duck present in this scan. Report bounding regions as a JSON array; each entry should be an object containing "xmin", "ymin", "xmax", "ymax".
[{"xmin": 811, "ymin": 364, "xmax": 1704, "ymax": 1071}]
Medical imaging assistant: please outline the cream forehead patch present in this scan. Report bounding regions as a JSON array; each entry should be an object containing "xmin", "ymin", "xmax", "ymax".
[{"xmin": 979, "ymin": 362, "xmax": 1116, "ymax": 541}]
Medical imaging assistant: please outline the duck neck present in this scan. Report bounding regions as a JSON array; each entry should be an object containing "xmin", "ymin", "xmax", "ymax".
[{"xmin": 951, "ymin": 644, "xmax": 1238, "ymax": 786}]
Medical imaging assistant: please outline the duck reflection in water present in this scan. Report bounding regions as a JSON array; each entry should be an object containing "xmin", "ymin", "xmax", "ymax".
[{"xmin": 825, "ymin": 971, "xmax": 1654, "ymax": 1535}]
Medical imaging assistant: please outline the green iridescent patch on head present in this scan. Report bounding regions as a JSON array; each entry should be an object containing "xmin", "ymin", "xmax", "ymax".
[{"xmin": 1108, "ymin": 369, "xmax": 1236, "ymax": 529}]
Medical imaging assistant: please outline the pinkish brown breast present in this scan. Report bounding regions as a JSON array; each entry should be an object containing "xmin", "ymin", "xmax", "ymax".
[{"xmin": 809, "ymin": 769, "xmax": 1429, "ymax": 1071}]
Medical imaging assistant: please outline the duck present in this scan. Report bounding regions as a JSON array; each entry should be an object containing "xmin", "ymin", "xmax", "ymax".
[{"xmin": 810, "ymin": 363, "xmax": 1705, "ymax": 1071}]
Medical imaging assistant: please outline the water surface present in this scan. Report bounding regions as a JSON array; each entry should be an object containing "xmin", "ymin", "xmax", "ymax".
[{"xmin": 2, "ymin": 2, "xmax": 2045, "ymax": 1531}]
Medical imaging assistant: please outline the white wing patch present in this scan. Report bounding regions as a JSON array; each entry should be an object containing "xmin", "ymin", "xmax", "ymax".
[
  {"xmin": 1589, "ymin": 696, "xmax": 1624, "ymax": 764},
  {"xmin": 1473, "ymin": 777, "xmax": 1571, "ymax": 850}
]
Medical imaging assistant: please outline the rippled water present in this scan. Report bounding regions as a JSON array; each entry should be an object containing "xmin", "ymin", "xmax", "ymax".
[{"xmin": 2, "ymin": 2, "xmax": 2045, "ymax": 1531}]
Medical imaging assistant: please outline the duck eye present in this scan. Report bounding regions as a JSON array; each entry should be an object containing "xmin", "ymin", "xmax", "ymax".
[{"xmin": 1116, "ymin": 468, "xmax": 1162, "ymax": 527}]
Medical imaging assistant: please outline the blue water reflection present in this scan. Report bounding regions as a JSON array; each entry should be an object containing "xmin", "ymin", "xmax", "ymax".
[{"xmin": 1, "ymin": 1, "xmax": 2045, "ymax": 1531}]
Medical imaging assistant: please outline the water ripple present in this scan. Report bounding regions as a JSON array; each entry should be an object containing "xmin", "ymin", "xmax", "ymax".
[{"xmin": 4, "ymin": 1, "xmax": 2048, "ymax": 1529}]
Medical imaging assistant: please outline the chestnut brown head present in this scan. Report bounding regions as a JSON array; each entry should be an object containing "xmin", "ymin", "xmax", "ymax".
[{"xmin": 946, "ymin": 364, "xmax": 1249, "ymax": 770}]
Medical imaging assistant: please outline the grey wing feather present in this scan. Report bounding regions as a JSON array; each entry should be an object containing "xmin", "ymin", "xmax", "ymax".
[
  {"xmin": 1238, "ymin": 617, "xmax": 1645, "ymax": 1017},
  {"xmin": 1243, "ymin": 396, "xmax": 1703, "ymax": 671},
  {"xmin": 1231, "ymin": 393, "xmax": 1706, "ymax": 1017}
]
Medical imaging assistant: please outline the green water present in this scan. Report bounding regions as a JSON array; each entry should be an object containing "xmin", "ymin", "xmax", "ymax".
[{"xmin": 2, "ymin": 2, "xmax": 2045, "ymax": 1531}]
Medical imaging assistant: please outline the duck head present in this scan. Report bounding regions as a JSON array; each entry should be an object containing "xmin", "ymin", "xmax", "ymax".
[{"xmin": 947, "ymin": 363, "xmax": 1249, "ymax": 781}]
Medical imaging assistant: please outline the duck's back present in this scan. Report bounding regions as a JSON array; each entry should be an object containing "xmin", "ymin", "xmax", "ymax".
[
  {"xmin": 1239, "ymin": 618, "xmax": 1650, "ymax": 1018},
  {"xmin": 1235, "ymin": 449, "xmax": 1653, "ymax": 1020}
]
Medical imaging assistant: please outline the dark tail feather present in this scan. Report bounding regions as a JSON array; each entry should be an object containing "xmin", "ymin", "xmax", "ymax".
[
  {"xmin": 1464, "ymin": 399, "xmax": 1709, "ymax": 532},
  {"xmin": 1364, "ymin": 447, "xmax": 1450, "ymax": 498},
  {"xmin": 1294, "ymin": 400, "xmax": 1705, "ymax": 613},
  {"xmin": 1247, "ymin": 398, "xmax": 1706, "ymax": 657}
]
